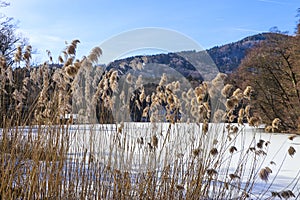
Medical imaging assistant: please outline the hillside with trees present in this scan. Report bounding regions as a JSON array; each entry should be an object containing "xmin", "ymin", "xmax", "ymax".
[
  {"xmin": 107, "ymin": 33, "xmax": 274, "ymax": 76},
  {"xmin": 228, "ymin": 29, "xmax": 300, "ymax": 132},
  {"xmin": 207, "ymin": 33, "xmax": 277, "ymax": 73}
]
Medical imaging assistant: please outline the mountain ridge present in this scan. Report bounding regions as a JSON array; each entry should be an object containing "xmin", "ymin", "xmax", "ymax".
[{"xmin": 106, "ymin": 32, "xmax": 283, "ymax": 76}]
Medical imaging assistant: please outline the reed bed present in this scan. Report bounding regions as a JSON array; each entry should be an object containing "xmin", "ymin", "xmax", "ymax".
[{"xmin": 0, "ymin": 41, "xmax": 299, "ymax": 199}]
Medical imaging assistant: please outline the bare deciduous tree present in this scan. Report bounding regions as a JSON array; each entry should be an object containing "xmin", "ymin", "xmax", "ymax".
[{"xmin": 0, "ymin": 1, "xmax": 28, "ymax": 66}]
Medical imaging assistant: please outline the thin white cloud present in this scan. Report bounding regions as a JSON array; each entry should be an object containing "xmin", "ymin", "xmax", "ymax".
[
  {"xmin": 15, "ymin": 28, "xmax": 67, "ymax": 62},
  {"xmin": 258, "ymin": 0, "xmax": 291, "ymax": 5},
  {"xmin": 233, "ymin": 28, "xmax": 264, "ymax": 34}
]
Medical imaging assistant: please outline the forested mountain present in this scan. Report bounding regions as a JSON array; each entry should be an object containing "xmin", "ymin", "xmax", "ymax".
[
  {"xmin": 106, "ymin": 32, "xmax": 279, "ymax": 76},
  {"xmin": 207, "ymin": 33, "xmax": 278, "ymax": 73}
]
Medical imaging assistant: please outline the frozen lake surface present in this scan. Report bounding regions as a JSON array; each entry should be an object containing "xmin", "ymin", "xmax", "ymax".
[
  {"xmin": 65, "ymin": 123, "xmax": 300, "ymax": 199},
  {"xmin": 2, "ymin": 123, "xmax": 299, "ymax": 199}
]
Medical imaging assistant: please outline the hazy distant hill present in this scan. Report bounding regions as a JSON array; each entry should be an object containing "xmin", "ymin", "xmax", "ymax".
[{"xmin": 106, "ymin": 32, "xmax": 282, "ymax": 80}]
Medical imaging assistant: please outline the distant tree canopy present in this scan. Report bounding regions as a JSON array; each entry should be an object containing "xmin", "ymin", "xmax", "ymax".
[{"xmin": 230, "ymin": 32, "xmax": 300, "ymax": 131}]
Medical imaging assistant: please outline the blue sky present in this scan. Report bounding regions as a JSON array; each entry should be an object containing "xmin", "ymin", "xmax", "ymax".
[{"xmin": 1, "ymin": 0, "xmax": 299, "ymax": 64}]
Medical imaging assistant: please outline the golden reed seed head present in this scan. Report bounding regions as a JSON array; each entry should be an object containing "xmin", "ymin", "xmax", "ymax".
[
  {"xmin": 26, "ymin": 45, "xmax": 32, "ymax": 51},
  {"xmin": 64, "ymin": 57, "xmax": 74, "ymax": 67},
  {"xmin": 141, "ymin": 56, "xmax": 148, "ymax": 63},
  {"xmin": 151, "ymin": 135, "xmax": 158, "ymax": 148},
  {"xmin": 231, "ymin": 125, "xmax": 239, "ymax": 133},
  {"xmin": 136, "ymin": 75, "xmax": 143, "ymax": 88},
  {"xmin": 158, "ymin": 92, "xmax": 166, "ymax": 101},
  {"xmin": 191, "ymin": 98, "xmax": 197, "ymax": 107},
  {"xmin": 243, "ymin": 86, "xmax": 253, "ymax": 99},
  {"xmin": 173, "ymin": 81, "xmax": 180, "ymax": 91},
  {"xmin": 126, "ymin": 73, "xmax": 132, "ymax": 84},
  {"xmin": 192, "ymin": 148, "xmax": 200, "ymax": 157},
  {"xmin": 272, "ymin": 118, "xmax": 281, "ymax": 129},
  {"xmin": 288, "ymin": 146, "xmax": 296, "ymax": 157},
  {"xmin": 87, "ymin": 47, "xmax": 102, "ymax": 63},
  {"xmin": 139, "ymin": 91, "xmax": 145, "ymax": 102},
  {"xmin": 206, "ymin": 168, "xmax": 218, "ymax": 176},
  {"xmin": 103, "ymin": 79, "xmax": 109, "ymax": 91},
  {"xmin": 119, "ymin": 62, "xmax": 126, "ymax": 69},
  {"xmin": 237, "ymin": 117, "xmax": 244, "ymax": 125},
  {"xmin": 14, "ymin": 51, "xmax": 22, "ymax": 63},
  {"xmin": 166, "ymin": 83, "xmax": 173, "ymax": 91},
  {"xmin": 288, "ymin": 134, "xmax": 297, "ymax": 141},
  {"xmin": 229, "ymin": 146, "xmax": 238, "ymax": 154},
  {"xmin": 142, "ymin": 107, "xmax": 149, "ymax": 117},
  {"xmin": 196, "ymin": 95, "xmax": 204, "ymax": 104},
  {"xmin": 265, "ymin": 125, "xmax": 273, "ymax": 133},
  {"xmin": 232, "ymin": 88, "xmax": 243, "ymax": 100},
  {"xmin": 187, "ymin": 88, "xmax": 194, "ymax": 99},
  {"xmin": 248, "ymin": 116, "xmax": 260, "ymax": 127},
  {"xmin": 212, "ymin": 73, "xmax": 226, "ymax": 88},
  {"xmin": 65, "ymin": 65, "xmax": 78, "ymax": 77},
  {"xmin": 159, "ymin": 73, "xmax": 167, "ymax": 86},
  {"xmin": 176, "ymin": 184, "xmax": 185, "ymax": 191},
  {"xmin": 245, "ymin": 105, "xmax": 251, "ymax": 116},
  {"xmin": 146, "ymin": 95, "xmax": 151, "ymax": 103},
  {"xmin": 259, "ymin": 167, "xmax": 272, "ymax": 182},
  {"xmin": 280, "ymin": 190, "xmax": 295, "ymax": 199},
  {"xmin": 111, "ymin": 70, "xmax": 118, "ymax": 78},
  {"xmin": 229, "ymin": 173, "xmax": 240, "ymax": 180},
  {"xmin": 67, "ymin": 44, "xmax": 76, "ymax": 55},
  {"xmin": 109, "ymin": 72, "xmax": 118, "ymax": 84},
  {"xmin": 110, "ymin": 82, "xmax": 118, "ymax": 93},
  {"xmin": 136, "ymin": 62, "xmax": 143, "ymax": 70},
  {"xmin": 221, "ymin": 84, "xmax": 233, "ymax": 97},
  {"xmin": 191, "ymin": 105, "xmax": 197, "ymax": 114},
  {"xmin": 198, "ymin": 104, "xmax": 206, "ymax": 114},
  {"xmin": 194, "ymin": 86, "xmax": 205, "ymax": 97},
  {"xmin": 167, "ymin": 95, "xmax": 174, "ymax": 105},
  {"xmin": 58, "ymin": 56, "xmax": 64, "ymax": 64},
  {"xmin": 71, "ymin": 39, "xmax": 80, "ymax": 48},
  {"xmin": 201, "ymin": 81, "xmax": 209, "ymax": 90},
  {"xmin": 173, "ymin": 95, "xmax": 180, "ymax": 105},
  {"xmin": 228, "ymin": 114, "xmax": 236, "ymax": 123},
  {"xmin": 169, "ymin": 103, "xmax": 176, "ymax": 110},
  {"xmin": 238, "ymin": 108, "xmax": 245, "ymax": 118},
  {"xmin": 16, "ymin": 45, "xmax": 22, "ymax": 52},
  {"xmin": 225, "ymin": 98, "xmax": 237, "ymax": 110},
  {"xmin": 23, "ymin": 49, "xmax": 31, "ymax": 61},
  {"xmin": 74, "ymin": 60, "xmax": 81, "ymax": 69},
  {"xmin": 257, "ymin": 139, "xmax": 265, "ymax": 149}
]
